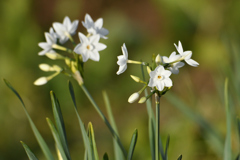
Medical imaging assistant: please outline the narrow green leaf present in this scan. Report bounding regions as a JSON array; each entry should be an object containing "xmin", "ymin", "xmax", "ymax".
[
  {"xmin": 164, "ymin": 135, "xmax": 170, "ymax": 159},
  {"xmin": 50, "ymin": 91, "xmax": 71, "ymax": 160},
  {"xmin": 235, "ymin": 154, "xmax": 240, "ymax": 160},
  {"xmin": 177, "ymin": 155, "xmax": 182, "ymax": 160},
  {"xmin": 3, "ymin": 79, "xmax": 54, "ymax": 160},
  {"xmin": 88, "ymin": 122, "xmax": 99, "ymax": 160},
  {"xmin": 159, "ymin": 136, "xmax": 165, "ymax": 160},
  {"xmin": 79, "ymin": 82, "xmax": 127, "ymax": 158},
  {"xmin": 21, "ymin": 141, "xmax": 38, "ymax": 160},
  {"xmin": 224, "ymin": 78, "xmax": 232, "ymax": 160},
  {"xmin": 127, "ymin": 129, "xmax": 138, "ymax": 160},
  {"xmin": 102, "ymin": 91, "xmax": 124, "ymax": 160},
  {"xmin": 68, "ymin": 81, "xmax": 93, "ymax": 160},
  {"xmin": 46, "ymin": 118, "xmax": 68, "ymax": 160},
  {"xmin": 103, "ymin": 153, "xmax": 109, "ymax": 160}
]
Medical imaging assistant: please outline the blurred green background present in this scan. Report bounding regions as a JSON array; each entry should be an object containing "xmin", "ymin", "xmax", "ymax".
[{"xmin": 1, "ymin": 0, "xmax": 240, "ymax": 159}]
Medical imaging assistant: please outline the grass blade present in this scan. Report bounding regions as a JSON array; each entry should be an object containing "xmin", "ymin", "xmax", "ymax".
[
  {"xmin": 88, "ymin": 122, "xmax": 99, "ymax": 160},
  {"xmin": 68, "ymin": 81, "xmax": 93, "ymax": 160},
  {"xmin": 102, "ymin": 91, "xmax": 124, "ymax": 160},
  {"xmin": 164, "ymin": 135, "xmax": 170, "ymax": 160},
  {"xmin": 103, "ymin": 153, "xmax": 109, "ymax": 160},
  {"xmin": 224, "ymin": 78, "xmax": 232, "ymax": 160},
  {"xmin": 46, "ymin": 118, "xmax": 68, "ymax": 160},
  {"xmin": 50, "ymin": 91, "xmax": 71, "ymax": 160},
  {"xmin": 3, "ymin": 79, "xmax": 54, "ymax": 160},
  {"xmin": 127, "ymin": 129, "xmax": 138, "ymax": 160},
  {"xmin": 21, "ymin": 141, "xmax": 39, "ymax": 160},
  {"xmin": 79, "ymin": 83, "xmax": 127, "ymax": 158},
  {"xmin": 177, "ymin": 155, "xmax": 182, "ymax": 160}
]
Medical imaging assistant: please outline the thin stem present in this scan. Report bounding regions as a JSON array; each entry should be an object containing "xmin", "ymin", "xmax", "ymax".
[
  {"xmin": 128, "ymin": 60, "xmax": 148, "ymax": 66},
  {"xmin": 155, "ymin": 94, "xmax": 160, "ymax": 160},
  {"xmin": 79, "ymin": 84, "xmax": 128, "ymax": 158}
]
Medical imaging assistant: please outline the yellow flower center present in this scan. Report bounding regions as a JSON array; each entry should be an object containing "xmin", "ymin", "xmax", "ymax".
[
  {"xmin": 86, "ymin": 45, "xmax": 91, "ymax": 50},
  {"xmin": 158, "ymin": 75, "xmax": 162, "ymax": 79}
]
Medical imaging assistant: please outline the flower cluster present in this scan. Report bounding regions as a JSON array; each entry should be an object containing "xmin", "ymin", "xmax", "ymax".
[
  {"xmin": 116, "ymin": 41, "xmax": 199, "ymax": 103},
  {"xmin": 34, "ymin": 14, "xmax": 108, "ymax": 85}
]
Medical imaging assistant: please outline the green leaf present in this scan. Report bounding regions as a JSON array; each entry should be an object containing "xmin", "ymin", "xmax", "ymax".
[
  {"xmin": 164, "ymin": 135, "xmax": 170, "ymax": 160},
  {"xmin": 68, "ymin": 81, "xmax": 93, "ymax": 160},
  {"xmin": 46, "ymin": 118, "xmax": 68, "ymax": 160},
  {"xmin": 50, "ymin": 91, "xmax": 71, "ymax": 160},
  {"xmin": 224, "ymin": 78, "xmax": 232, "ymax": 160},
  {"xmin": 3, "ymin": 79, "xmax": 54, "ymax": 160},
  {"xmin": 79, "ymin": 82, "xmax": 127, "ymax": 158},
  {"xmin": 127, "ymin": 129, "xmax": 138, "ymax": 160},
  {"xmin": 177, "ymin": 155, "xmax": 182, "ymax": 160},
  {"xmin": 103, "ymin": 153, "xmax": 109, "ymax": 160},
  {"xmin": 88, "ymin": 122, "xmax": 99, "ymax": 160},
  {"xmin": 21, "ymin": 141, "xmax": 38, "ymax": 160},
  {"xmin": 102, "ymin": 91, "xmax": 124, "ymax": 160}
]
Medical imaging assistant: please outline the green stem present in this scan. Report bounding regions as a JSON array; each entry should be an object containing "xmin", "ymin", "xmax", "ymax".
[
  {"xmin": 80, "ymin": 84, "xmax": 128, "ymax": 158},
  {"xmin": 155, "ymin": 94, "xmax": 160, "ymax": 160}
]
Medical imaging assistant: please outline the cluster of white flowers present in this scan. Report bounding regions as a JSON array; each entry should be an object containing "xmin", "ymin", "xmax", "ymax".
[
  {"xmin": 34, "ymin": 14, "xmax": 108, "ymax": 85},
  {"xmin": 116, "ymin": 41, "xmax": 199, "ymax": 103}
]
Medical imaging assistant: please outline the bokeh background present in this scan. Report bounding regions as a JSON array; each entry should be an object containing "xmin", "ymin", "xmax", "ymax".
[{"xmin": 1, "ymin": 0, "xmax": 240, "ymax": 159}]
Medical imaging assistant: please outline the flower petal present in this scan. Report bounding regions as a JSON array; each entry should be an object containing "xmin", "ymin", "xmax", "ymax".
[
  {"xmin": 163, "ymin": 77, "xmax": 173, "ymax": 87},
  {"xmin": 95, "ymin": 18, "xmax": 103, "ymax": 28},
  {"xmin": 186, "ymin": 59, "xmax": 199, "ymax": 67},
  {"xmin": 117, "ymin": 64, "xmax": 127, "ymax": 75},
  {"xmin": 89, "ymin": 50, "xmax": 100, "ymax": 61}
]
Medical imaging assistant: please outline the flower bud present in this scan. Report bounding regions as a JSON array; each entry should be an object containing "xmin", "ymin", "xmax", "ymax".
[
  {"xmin": 147, "ymin": 66, "xmax": 152, "ymax": 75},
  {"xmin": 34, "ymin": 77, "xmax": 48, "ymax": 86},
  {"xmin": 130, "ymin": 75, "xmax": 141, "ymax": 83},
  {"xmin": 45, "ymin": 52, "xmax": 59, "ymax": 60},
  {"xmin": 155, "ymin": 54, "xmax": 162, "ymax": 63},
  {"xmin": 39, "ymin": 64, "xmax": 53, "ymax": 72},
  {"xmin": 128, "ymin": 92, "xmax": 140, "ymax": 103},
  {"xmin": 138, "ymin": 97, "xmax": 147, "ymax": 103}
]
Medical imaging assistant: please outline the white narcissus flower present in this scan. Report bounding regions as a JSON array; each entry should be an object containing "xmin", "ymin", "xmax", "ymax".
[
  {"xmin": 38, "ymin": 33, "xmax": 57, "ymax": 56},
  {"xmin": 116, "ymin": 43, "xmax": 128, "ymax": 75},
  {"xmin": 174, "ymin": 41, "xmax": 199, "ymax": 67},
  {"xmin": 148, "ymin": 65, "xmax": 172, "ymax": 91},
  {"xmin": 53, "ymin": 16, "xmax": 79, "ymax": 44},
  {"xmin": 162, "ymin": 51, "xmax": 185, "ymax": 74},
  {"xmin": 74, "ymin": 32, "xmax": 106, "ymax": 62},
  {"xmin": 82, "ymin": 13, "xmax": 109, "ymax": 39}
]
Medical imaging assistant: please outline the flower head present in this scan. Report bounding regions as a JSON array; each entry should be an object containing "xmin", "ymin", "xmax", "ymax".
[
  {"xmin": 82, "ymin": 14, "xmax": 109, "ymax": 39},
  {"xmin": 117, "ymin": 43, "xmax": 128, "ymax": 75},
  {"xmin": 53, "ymin": 16, "xmax": 79, "ymax": 44},
  {"xmin": 148, "ymin": 65, "xmax": 172, "ymax": 91},
  {"xmin": 174, "ymin": 41, "xmax": 199, "ymax": 67},
  {"xmin": 162, "ymin": 51, "xmax": 184, "ymax": 74},
  {"xmin": 38, "ymin": 33, "xmax": 57, "ymax": 56},
  {"xmin": 74, "ymin": 33, "xmax": 106, "ymax": 62}
]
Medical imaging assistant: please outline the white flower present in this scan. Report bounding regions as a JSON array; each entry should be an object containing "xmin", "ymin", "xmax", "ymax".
[
  {"xmin": 117, "ymin": 43, "xmax": 128, "ymax": 75},
  {"xmin": 53, "ymin": 16, "xmax": 79, "ymax": 44},
  {"xmin": 38, "ymin": 33, "xmax": 57, "ymax": 56},
  {"xmin": 82, "ymin": 13, "xmax": 109, "ymax": 39},
  {"xmin": 128, "ymin": 92, "xmax": 140, "ymax": 103},
  {"xmin": 174, "ymin": 41, "xmax": 199, "ymax": 67},
  {"xmin": 74, "ymin": 33, "xmax": 106, "ymax": 62},
  {"xmin": 49, "ymin": 27, "xmax": 58, "ymax": 40},
  {"xmin": 162, "ymin": 51, "xmax": 185, "ymax": 74},
  {"xmin": 148, "ymin": 65, "xmax": 172, "ymax": 91}
]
